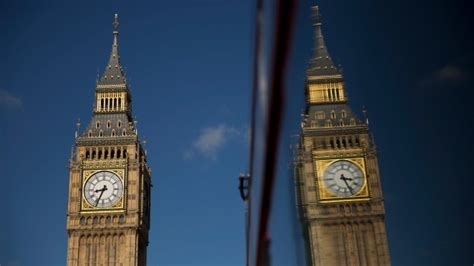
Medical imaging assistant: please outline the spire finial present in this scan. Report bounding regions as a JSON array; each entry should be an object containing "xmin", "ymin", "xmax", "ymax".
[
  {"xmin": 363, "ymin": 106, "xmax": 369, "ymax": 125},
  {"xmin": 312, "ymin": 5, "xmax": 321, "ymax": 26},
  {"xmin": 113, "ymin": 14, "xmax": 119, "ymax": 45},
  {"xmin": 75, "ymin": 118, "xmax": 81, "ymax": 138},
  {"xmin": 311, "ymin": 5, "xmax": 324, "ymax": 42},
  {"xmin": 113, "ymin": 14, "xmax": 119, "ymax": 33}
]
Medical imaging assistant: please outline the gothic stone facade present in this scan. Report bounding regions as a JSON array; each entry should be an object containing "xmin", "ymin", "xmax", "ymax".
[
  {"xmin": 66, "ymin": 15, "xmax": 151, "ymax": 266},
  {"xmin": 295, "ymin": 6, "xmax": 391, "ymax": 266}
]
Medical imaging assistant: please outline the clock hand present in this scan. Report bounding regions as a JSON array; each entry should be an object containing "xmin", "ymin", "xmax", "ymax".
[
  {"xmin": 340, "ymin": 174, "xmax": 354, "ymax": 194},
  {"xmin": 95, "ymin": 185, "xmax": 108, "ymax": 207},
  {"xmin": 94, "ymin": 185, "xmax": 108, "ymax": 193}
]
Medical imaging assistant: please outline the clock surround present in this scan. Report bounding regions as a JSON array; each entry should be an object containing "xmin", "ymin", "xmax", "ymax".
[
  {"xmin": 314, "ymin": 157, "xmax": 370, "ymax": 202},
  {"xmin": 322, "ymin": 160, "xmax": 365, "ymax": 197},
  {"xmin": 83, "ymin": 170, "xmax": 124, "ymax": 209},
  {"xmin": 81, "ymin": 168, "xmax": 126, "ymax": 212}
]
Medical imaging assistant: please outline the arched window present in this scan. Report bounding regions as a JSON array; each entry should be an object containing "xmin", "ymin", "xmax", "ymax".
[
  {"xmin": 122, "ymin": 129, "xmax": 126, "ymax": 136},
  {"xmin": 86, "ymin": 150, "xmax": 90, "ymax": 159},
  {"xmin": 93, "ymin": 217, "xmax": 98, "ymax": 224},
  {"xmin": 331, "ymin": 111, "xmax": 336, "ymax": 119},
  {"xmin": 117, "ymin": 149, "xmax": 121, "ymax": 159},
  {"xmin": 96, "ymin": 121, "xmax": 100, "ymax": 128},
  {"xmin": 104, "ymin": 149, "xmax": 109, "ymax": 159},
  {"xmin": 107, "ymin": 121, "xmax": 111, "ymax": 128},
  {"xmin": 341, "ymin": 110, "xmax": 346, "ymax": 118},
  {"xmin": 117, "ymin": 121, "xmax": 122, "ymax": 128},
  {"xmin": 80, "ymin": 216, "xmax": 86, "ymax": 225},
  {"xmin": 92, "ymin": 150, "xmax": 96, "ymax": 159},
  {"xmin": 114, "ymin": 98, "xmax": 117, "ymax": 109},
  {"xmin": 339, "ymin": 119, "xmax": 344, "ymax": 126},
  {"xmin": 365, "ymin": 203, "xmax": 372, "ymax": 212},
  {"xmin": 315, "ymin": 111, "xmax": 325, "ymax": 120},
  {"xmin": 123, "ymin": 149, "xmax": 127, "ymax": 158},
  {"xmin": 119, "ymin": 215, "xmax": 125, "ymax": 224},
  {"xmin": 111, "ymin": 130, "xmax": 116, "ymax": 137},
  {"xmin": 111, "ymin": 149, "xmax": 115, "ymax": 159},
  {"xmin": 98, "ymin": 150, "xmax": 102, "ymax": 159},
  {"xmin": 105, "ymin": 98, "xmax": 108, "ymax": 109},
  {"xmin": 344, "ymin": 204, "xmax": 351, "ymax": 214},
  {"xmin": 88, "ymin": 130, "xmax": 92, "ymax": 137},
  {"xmin": 101, "ymin": 99, "xmax": 104, "ymax": 110},
  {"xmin": 118, "ymin": 98, "xmax": 122, "ymax": 109},
  {"xmin": 351, "ymin": 205, "xmax": 357, "ymax": 213},
  {"xmin": 99, "ymin": 130, "xmax": 103, "ymax": 137}
]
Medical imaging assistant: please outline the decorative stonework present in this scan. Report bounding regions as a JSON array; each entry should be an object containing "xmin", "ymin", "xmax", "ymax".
[
  {"xmin": 66, "ymin": 14, "xmax": 151, "ymax": 266},
  {"xmin": 82, "ymin": 159, "xmax": 127, "ymax": 169}
]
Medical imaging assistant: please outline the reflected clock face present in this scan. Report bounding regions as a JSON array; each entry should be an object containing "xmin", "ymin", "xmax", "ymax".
[
  {"xmin": 84, "ymin": 171, "xmax": 124, "ymax": 208},
  {"xmin": 322, "ymin": 160, "xmax": 365, "ymax": 197}
]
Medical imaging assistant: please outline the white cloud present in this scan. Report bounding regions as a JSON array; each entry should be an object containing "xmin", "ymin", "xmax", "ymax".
[
  {"xmin": 185, "ymin": 124, "xmax": 243, "ymax": 160},
  {"xmin": 0, "ymin": 89, "xmax": 22, "ymax": 110},
  {"xmin": 418, "ymin": 64, "xmax": 470, "ymax": 88},
  {"xmin": 183, "ymin": 150, "xmax": 194, "ymax": 160},
  {"xmin": 435, "ymin": 65, "xmax": 468, "ymax": 82}
]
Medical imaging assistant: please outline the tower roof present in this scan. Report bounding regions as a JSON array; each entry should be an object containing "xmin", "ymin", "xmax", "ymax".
[
  {"xmin": 307, "ymin": 6, "xmax": 341, "ymax": 78},
  {"xmin": 97, "ymin": 14, "xmax": 128, "ymax": 86},
  {"xmin": 77, "ymin": 14, "xmax": 135, "ymax": 143}
]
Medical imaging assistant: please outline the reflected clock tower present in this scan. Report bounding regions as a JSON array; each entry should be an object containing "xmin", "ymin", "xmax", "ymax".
[
  {"xmin": 66, "ymin": 14, "xmax": 151, "ymax": 266},
  {"xmin": 295, "ymin": 6, "xmax": 391, "ymax": 265}
]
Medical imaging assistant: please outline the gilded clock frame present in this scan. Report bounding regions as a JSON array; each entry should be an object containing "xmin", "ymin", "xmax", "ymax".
[
  {"xmin": 314, "ymin": 157, "xmax": 370, "ymax": 203},
  {"xmin": 81, "ymin": 168, "xmax": 126, "ymax": 213}
]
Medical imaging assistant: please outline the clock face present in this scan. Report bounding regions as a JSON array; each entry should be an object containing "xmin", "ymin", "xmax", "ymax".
[
  {"xmin": 84, "ymin": 171, "xmax": 124, "ymax": 208},
  {"xmin": 322, "ymin": 160, "xmax": 365, "ymax": 197}
]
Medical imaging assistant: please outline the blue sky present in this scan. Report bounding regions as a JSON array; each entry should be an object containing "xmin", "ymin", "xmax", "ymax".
[{"xmin": 1, "ymin": 0, "xmax": 473, "ymax": 265}]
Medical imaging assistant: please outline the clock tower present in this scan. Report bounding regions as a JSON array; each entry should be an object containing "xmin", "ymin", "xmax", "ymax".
[
  {"xmin": 66, "ymin": 14, "xmax": 152, "ymax": 266},
  {"xmin": 295, "ymin": 6, "xmax": 390, "ymax": 265}
]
